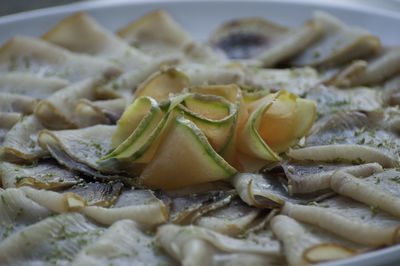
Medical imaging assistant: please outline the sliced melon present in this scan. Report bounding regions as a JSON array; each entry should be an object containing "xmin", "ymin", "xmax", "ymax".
[
  {"xmin": 183, "ymin": 94, "xmax": 231, "ymax": 120},
  {"xmin": 237, "ymin": 94, "xmax": 281, "ymax": 161},
  {"xmin": 111, "ymin": 96, "xmax": 162, "ymax": 149},
  {"xmin": 190, "ymin": 84, "xmax": 239, "ymax": 104},
  {"xmin": 190, "ymin": 84, "xmax": 249, "ymax": 127},
  {"xmin": 189, "ymin": 85, "xmax": 248, "ymax": 128},
  {"xmin": 293, "ymin": 97, "xmax": 317, "ymax": 138},
  {"xmin": 101, "ymin": 94, "xmax": 188, "ymax": 165},
  {"xmin": 140, "ymin": 115, "xmax": 237, "ymax": 190},
  {"xmin": 242, "ymin": 89, "xmax": 270, "ymax": 104},
  {"xmin": 249, "ymin": 90, "xmax": 316, "ymax": 153},
  {"xmin": 134, "ymin": 68, "xmax": 190, "ymax": 102},
  {"xmin": 257, "ymin": 91, "xmax": 298, "ymax": 152},
  {"xmin": 104, "ymin": 97, "xmax": 164, "ymax": 160},
  {"xmin": 127, "ymin": 94, "xmax": 193, "ymax": 163},
  {"xmin": 189, "ymin": 85, "xmax": 247, "ymax": 164},
  {"xmin": 177, "ymin": 94, "xmax": 236, "ymax": 152}
]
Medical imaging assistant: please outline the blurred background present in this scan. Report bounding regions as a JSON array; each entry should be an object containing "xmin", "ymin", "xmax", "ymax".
[
  {"xmin": 0, "ymin": 0, "xmax": 83, "ymax": 16},
  {"xmin": 1, "ymin": 0, "xmax": 400, "ymax": 17}
]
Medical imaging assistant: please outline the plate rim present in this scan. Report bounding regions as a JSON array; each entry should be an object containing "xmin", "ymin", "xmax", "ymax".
[
  {"xmin": 1, "ymin": 0, "xmax": 400, "ymax": 24},
  {"xmin": 0, "ymin": 1, "xmax": 399, "ymax": 265}
]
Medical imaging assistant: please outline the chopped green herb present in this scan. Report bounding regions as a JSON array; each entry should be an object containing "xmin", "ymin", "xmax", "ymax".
[
  {"xmin": 354, "ymin": 126, "xmax": 366, "ymax": 137},
  {"xmin": 16, "ymin": 207, "xmax": 24, "ymax": 218},
  {"xmin": 330, "ymin": 158, "xmax": 344, "ymax": 164},
  {"xmin": 329, "ymin": 136, "xmax": 347, "ymax": 143},
  {"xmin": 328, "ymin": 100, "xmax": 349, "ymax": 107},
  {"xmin": 370, "ymin": 205, "xmax": 379, "ymax": 216},
  {"xmin": 389, "ymin": 177, "xmax": 400, "ymax": 184},
  {"xmin": 357, "ymin": 138, "xmax": 365, "ymax": 145},
  {"xmin": 8, "ymin": 56, "xmax": 18, "ymax": 71},
  {"xmin": 23, "ymin": 56, "xmax": 31, "ymax": 69},
  {"xmin": 313, "ymin": 50, "xmax": 321, "ymax": 58},
  {"xmin": 352, "ymin": 157, "xmax": 365, "ymax": 165},
  {"xmin": 3, "ymin": 223, "xmax": 15, "ymax": 238},
  {"xmin": 1, "ymin": 195, "xmax": 7, "ymax": 205},
  {"xmin": 15, "ymin": 176, "xmax": 28, "ymax": 184}
]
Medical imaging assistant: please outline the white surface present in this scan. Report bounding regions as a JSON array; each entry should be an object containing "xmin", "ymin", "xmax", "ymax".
[
  {"xmin": 1, "ymin": 0, "xmax": 400, "ymax": 45},
  {"xmin": 0, "ymin": 1, "xmax": 400, "ymax": 265}
]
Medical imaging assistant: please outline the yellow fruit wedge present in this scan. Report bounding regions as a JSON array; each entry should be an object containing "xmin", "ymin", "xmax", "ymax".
[
  {"xmin": 177, "ymin": 94, "xmax": 236, "ymax": 152},
  {"xmin": 293, "ymin": 97, "xmax": 317, "ymax": 139},
  {"xmin": 101, "ymin": 94, "xmax": 188, "ymax": 164},
  {"xmin": 257, "ymin": 92, "xmax": 298, "ymax": 152},
  {"xmin": 250, "ymin": 90, "xmax": 316, "ymax": 153},
  {"xmin": 134, "ymin": 68, "xmax": 190, "ymax": 102},
  {"xmin": 237, "ymin": 94, "xmax": 281, "ymax": 161},
  {"xmin": 140, "ymin": 115, "xmax": 237, "ymax": 190},
  {"xmin": 111, "ymin": 96, "xmax": 162, "ymax": 149},
  {"xmin": 183, "ymin": 94, "xmax": 231, "ymax": 120},
  {"xmin": 190, "ymin": 84, "xmax": 239, "ymax": 104},
  {"xmin": 242, "ymin": 88, "xmax": 270, "ymax": 104},
  {"xmin": 189, "ymin": 85, "xmax": 248, "ymax": 169}
]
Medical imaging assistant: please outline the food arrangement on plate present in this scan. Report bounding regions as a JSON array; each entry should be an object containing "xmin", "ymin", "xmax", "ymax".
[{"xmin": 1, "ymin": 6, "xmax": 400, "ymax": 265}]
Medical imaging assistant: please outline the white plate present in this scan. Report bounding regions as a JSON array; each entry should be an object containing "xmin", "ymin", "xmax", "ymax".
[{"xmin": 0, "ymin": 1, "xmax": 399, "ymax": 265}]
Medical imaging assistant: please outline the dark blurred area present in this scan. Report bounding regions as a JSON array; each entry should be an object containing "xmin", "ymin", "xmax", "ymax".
[{"xmin": 0, "ymin": 0, "xmax": 83, "ymax": 16}]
